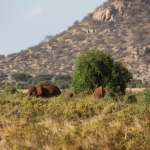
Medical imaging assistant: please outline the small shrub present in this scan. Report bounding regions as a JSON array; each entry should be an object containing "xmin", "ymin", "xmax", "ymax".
[
  {"xmin": 4, "ymin": 83, "xmax": 17, "ymax": 95},
  {"xmin": 16, "ymin": 82, "xmax": 25, "ymax": 89},
  {"xmin": 138, "ymin": 89, "xmax": 150, "ymax": 105},
  {"xmin": 124, "ymin": 94, "xmax": 137, "ymax": 103}
]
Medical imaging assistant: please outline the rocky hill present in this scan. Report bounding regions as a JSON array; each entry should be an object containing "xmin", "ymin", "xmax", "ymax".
[{"xmin": 1, "ymin": 0, "xmax": 150, "ymax": 83}]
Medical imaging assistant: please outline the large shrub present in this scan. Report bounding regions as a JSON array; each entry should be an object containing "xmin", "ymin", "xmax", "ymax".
[{"xmin": 70, "ymin": 49, "xmax": 132, "ymax": 95}]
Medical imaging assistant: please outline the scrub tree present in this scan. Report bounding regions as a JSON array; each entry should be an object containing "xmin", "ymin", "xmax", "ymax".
[{"xmin": 70, "ymin": 49, "xmax": 132, "ymax": 95}]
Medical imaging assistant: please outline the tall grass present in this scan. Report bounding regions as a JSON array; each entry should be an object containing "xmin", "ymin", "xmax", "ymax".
[{"xmin": 0, "ymin": 90, "xmax": 150, "ymax": 149}]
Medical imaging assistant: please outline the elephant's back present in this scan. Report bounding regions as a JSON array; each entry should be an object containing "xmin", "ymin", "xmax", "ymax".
[
  {"xmin": 44, "ymin": 85, "xmax": 61, "ymax": 95},
  {"xmin": 94, "ymin": 86, "xmax": 104, "ymax": 99}
]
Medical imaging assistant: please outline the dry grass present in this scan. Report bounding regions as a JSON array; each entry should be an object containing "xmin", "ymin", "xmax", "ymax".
[{"xmin": 0, "ymin": 90, "xmax": 150, "ymax": 149}]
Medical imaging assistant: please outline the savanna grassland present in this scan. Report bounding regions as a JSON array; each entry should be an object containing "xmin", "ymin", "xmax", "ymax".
[{"xmin": 0, "ymin": 89, "xmax": 150, "ymax": 150}]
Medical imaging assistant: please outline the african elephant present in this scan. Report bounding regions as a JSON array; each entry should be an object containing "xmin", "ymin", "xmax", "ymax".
[
  {"xmin": 67, "ymin": 92, "xmax": 74, "ymax": 98},
  {"xmin": 67, "ymin": 92, "xmax": 80, "ymax": 98},
  {"xmin": 28, "ymin": 85, "xmax": 61, "ymax": 98},
  {"xmin": 93, "ymin": 86, "xmax": 105, "ymax": 99}
]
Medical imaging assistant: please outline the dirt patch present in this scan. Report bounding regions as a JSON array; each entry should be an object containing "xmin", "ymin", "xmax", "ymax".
[
  {"xmin": 18, "ymin": 89, "xmax": 28, "ymax": 93},
  {"xmin": 126, "ymin": 88, "xmax": 148, "ymax": 93}
]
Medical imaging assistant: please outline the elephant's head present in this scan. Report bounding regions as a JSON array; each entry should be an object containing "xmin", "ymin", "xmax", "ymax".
[{"xmin": 28, "ymin": 85, "xmax": 43, "ymax": 97}]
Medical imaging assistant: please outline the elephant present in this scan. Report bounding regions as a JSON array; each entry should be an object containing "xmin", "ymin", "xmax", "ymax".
[
  {"xmin": 28, "ymin": 84, "xmax": 61, "ymax": 98},
  {"xmin": 93, "ymin": 86, "xmax": 105, "ymax": 99},
  {"xmin": 67, "ymin": 92, "xmax": 80, "ymax": 98},
  {"xmin": 67, "ymin": 92, "xmax": 74, "ymax": 98}
]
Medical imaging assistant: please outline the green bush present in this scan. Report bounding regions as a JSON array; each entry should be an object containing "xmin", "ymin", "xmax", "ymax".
[
  {"xmin": 16, "ymin": 82, "xmax": 25, "ymax": 89},
  {"xmin": 4, "ymin": 83, "xmax": 17, "ymax": 95},
  {"xmin": 71, "ymin": 49, "xmax": 113, "ymax": 91},
  {"xmin": 109, "ymin": 61, "xmax": 132, "ymax": 95},
  {"xmin": 138, "ymin": 89, "xmax": 150, "ymax": 105},
  {"xmin": 71, "ymin": 49, "xmax": 132, "ymax": 95},
  {"xmin": 124, "ymin": 93, "xmax": 137, "ymax": 103}
]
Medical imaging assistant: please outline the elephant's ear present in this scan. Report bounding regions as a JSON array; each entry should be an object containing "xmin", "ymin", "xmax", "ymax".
[
  {"xmin": 28, "ymin": 86, "xmax": 35, "ymax": 95},
  {"xmin": 36, "ymin": 85, "xmax": 43, "ymax": 96}
]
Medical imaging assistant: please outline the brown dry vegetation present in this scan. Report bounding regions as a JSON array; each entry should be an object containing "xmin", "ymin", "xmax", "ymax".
[{"xmin": 0, "ymin": 88, "xmax": 150, "ymax": 149}]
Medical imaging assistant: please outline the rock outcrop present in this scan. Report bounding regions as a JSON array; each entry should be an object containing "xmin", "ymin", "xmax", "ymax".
[{"xmin": 93, "ymin": 0, "xmax": 125, "ymax": 21}]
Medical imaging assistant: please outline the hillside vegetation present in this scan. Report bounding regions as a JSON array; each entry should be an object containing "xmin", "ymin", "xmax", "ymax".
[
  {"xmin": 0, "ymin": 0, "xmax": 150, "ymax": 84},
  {"xmin": 0, "ymin": 89, "xmax": 150, "ymax": 150}
]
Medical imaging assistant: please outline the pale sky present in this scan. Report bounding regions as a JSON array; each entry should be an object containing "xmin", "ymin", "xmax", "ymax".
[{"xmin": 0, "ymin": 0, "xmax": 106, "ymax": 56}]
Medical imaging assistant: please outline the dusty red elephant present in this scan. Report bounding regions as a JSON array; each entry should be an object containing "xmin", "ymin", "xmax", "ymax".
[
  {"xmin": 28, "ymin": 84, "xmax": 61, "ymax": 98},
  {"xmin": 93, "ymin": 86, "xmax": 105, "ymax": 99}
]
